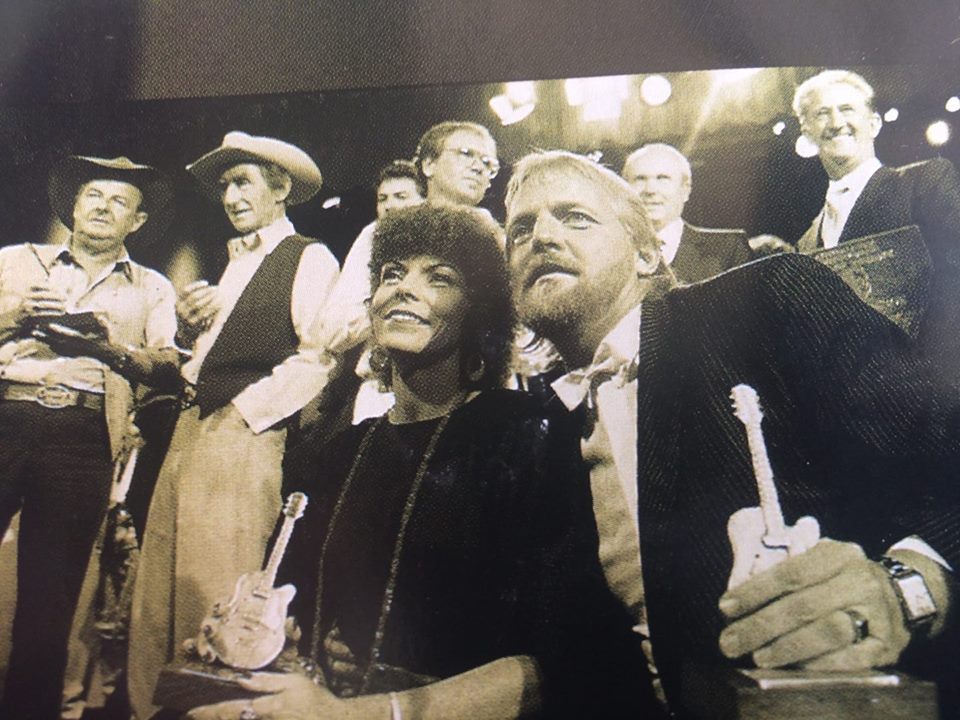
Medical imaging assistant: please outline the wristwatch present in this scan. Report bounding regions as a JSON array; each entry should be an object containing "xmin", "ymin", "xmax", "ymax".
[{"xmin": 880, "ymin": 556, "xmax": 937, "ymax": 632}]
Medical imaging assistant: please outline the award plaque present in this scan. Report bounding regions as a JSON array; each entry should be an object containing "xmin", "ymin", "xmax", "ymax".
[
  {"xmin": 680, "ymin": 665, "xmax": 938, "ymax": 720},
  {"xmin": 809, "ymin": 225, "xmax": 932, "ymax": 339}
]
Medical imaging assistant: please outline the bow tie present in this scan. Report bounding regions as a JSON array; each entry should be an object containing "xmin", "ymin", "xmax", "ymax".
[
  {"xmin": 552, "ymin": 352, "xmax": 638, "ymax": 411},
  {"xmin": 228, "ymin": 233, "xmax": 262, "ymax": 259}
]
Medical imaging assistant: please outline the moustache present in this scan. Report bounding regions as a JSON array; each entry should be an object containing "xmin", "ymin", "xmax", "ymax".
[{"xmin": 520, "ymin": 256, "xmax": 579, "ymax": 289}]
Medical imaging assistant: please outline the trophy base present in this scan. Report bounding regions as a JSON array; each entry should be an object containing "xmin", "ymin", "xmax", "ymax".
[
  {"xmin": 680, "ymin": 665, "xmax": 938, "ymax": 720},
  {"xmin": 152, "ymin": 659, "xmax": 267, "ymax": 712}
]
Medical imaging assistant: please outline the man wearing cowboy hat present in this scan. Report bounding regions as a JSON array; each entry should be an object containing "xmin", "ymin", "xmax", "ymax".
[
  {"xmin": 128, "ymin": 132, "xmax": 339, "ymax": 718},
  {"xmin": 0, "ymin": 155, "xmax": 179, "ymax": 719}
]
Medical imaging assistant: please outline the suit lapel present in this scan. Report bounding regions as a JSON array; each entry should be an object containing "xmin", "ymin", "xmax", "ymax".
[
  {"xmin": 670, "ymin": 224, "xmax": 699, "ymax": 279},
  {"xmin": 838, "ymin": 165, "xmax": 893, "ymax": 243},
  {"xmin": 797, "ymin": 212, "xmax": 823, "ymax": 253}
]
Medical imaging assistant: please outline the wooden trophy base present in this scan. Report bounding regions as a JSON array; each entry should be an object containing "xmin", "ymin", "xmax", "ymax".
[
  {"xmin": 680, "ymin": 665, "xmax": 939, "ymax": 720},
  {"xmin": 153, "ymin": 657, "xmax": 267, "ymax": 713}
]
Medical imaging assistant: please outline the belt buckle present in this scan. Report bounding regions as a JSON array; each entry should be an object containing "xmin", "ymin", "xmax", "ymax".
[{"xmin": 36, "ymin": 384, "xmax": 75, "ymax": 409}]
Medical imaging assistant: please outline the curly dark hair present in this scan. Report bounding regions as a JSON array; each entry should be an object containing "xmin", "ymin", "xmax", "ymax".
[{"xmin": 369, "ymin": 203, "xmax": 515, "ymax": 390}]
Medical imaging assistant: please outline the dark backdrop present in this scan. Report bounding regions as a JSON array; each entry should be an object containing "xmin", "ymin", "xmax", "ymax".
[{"xmin": 0, "ymin": 1, "xmax": 957, "ymax": 279}]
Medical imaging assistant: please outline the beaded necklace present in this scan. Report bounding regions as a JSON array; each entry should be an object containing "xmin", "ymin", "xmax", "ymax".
[{"xmin": 309, "ymin": 411, "xmax": 453, "ymax": 693}]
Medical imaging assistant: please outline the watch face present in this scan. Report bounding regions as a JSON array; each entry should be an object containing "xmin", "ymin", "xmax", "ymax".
[{"xmin": 898, "ymin": 573, "xmax": 937, "ymax": 621}]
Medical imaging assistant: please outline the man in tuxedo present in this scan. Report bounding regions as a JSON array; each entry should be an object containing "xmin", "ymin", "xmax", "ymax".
[
  {"xmin": 794, "ymin": 69, "xmax": 960, "ymax": 382},
  {"xmin": 505, "ymin": 149, "xmax": 960, "ymax": 714},
  {"xmin": 621, "ymin": 143, "xmax": 751, "ymax": 283}
]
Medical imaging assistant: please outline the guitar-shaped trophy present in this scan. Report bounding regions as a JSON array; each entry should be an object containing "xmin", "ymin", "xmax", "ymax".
[
  {"xmin": 195, "ymin": 491, "xmax": 308, "ymax": 669},
  {"xmin": 726, "ymin": 384, "xmax": 820, "ymax": 589}
]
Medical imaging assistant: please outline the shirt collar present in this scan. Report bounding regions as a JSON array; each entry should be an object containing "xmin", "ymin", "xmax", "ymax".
[
  {"xmin": 827, "ymin": 157, "xmax": 882, "ymax": 198},
  {"xmin": 656, "ymin": 218, "xmax": 685, "ymax": 265},
  {"xmin": 42, "ymin": 241, "xmax": 133, "ymax": 280},
  {"xmin": 591, "ymin": 303, "xmax": 643, "ymax": 369},
  {"xmin": 231, "ymin": 215, "xmax": 296, "ymax": 256}
]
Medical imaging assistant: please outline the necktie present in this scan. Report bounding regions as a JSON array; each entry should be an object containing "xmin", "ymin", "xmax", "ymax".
[{"xmin": 820, "ymin": 184, "xmax": 850, "ymax": 249}]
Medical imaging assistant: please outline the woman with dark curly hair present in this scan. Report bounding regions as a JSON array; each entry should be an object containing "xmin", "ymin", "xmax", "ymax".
[{"xmin": 188, "ymin": 203, "xmax": 649, "ymax": 720}]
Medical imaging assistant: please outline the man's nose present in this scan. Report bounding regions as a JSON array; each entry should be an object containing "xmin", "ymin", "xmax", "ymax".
[
  {"xmin": 827, "ymin": 107, "xmax": 845, "ymax": 127},
  {"xmin": 531, "ymin": 212, "xmax": 562, "ymax": 249}
]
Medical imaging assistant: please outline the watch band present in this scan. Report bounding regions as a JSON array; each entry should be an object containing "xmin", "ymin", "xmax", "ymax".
[{"xmin": 880, "ymin": 556, "xmax": 937, "ymax": 632}]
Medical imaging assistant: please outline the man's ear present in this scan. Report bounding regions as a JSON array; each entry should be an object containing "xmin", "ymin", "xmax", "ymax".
[
  {"xmin": 420, "ymin": 156, "xmax": 435, "ymax": 179},
  {"xmin": 273, "ymin": 174, "xmax": 293, "ymax": 203},
  {"xmin": 869, "ymin": 112, "xmax": 883, "ymax": 139},
  {"xmin": 131, "ymin": 211, "xmax": 148, "ymax": 233}
]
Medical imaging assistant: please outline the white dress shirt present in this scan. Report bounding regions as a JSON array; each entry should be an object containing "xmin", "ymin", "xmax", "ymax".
[
  {"xmin": 181, "ymin": 215, "xmax": 340, "ymax": 433},
  {"xmin": 656, "ymin": 218, "xmax": 684, "ymax": 265},
  {"xmin": 553, "ymin": 305, "xmax": 644, "ymax": 617}
]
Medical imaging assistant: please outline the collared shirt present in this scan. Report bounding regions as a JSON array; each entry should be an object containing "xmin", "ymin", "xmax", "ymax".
[
  {"xmin": 553, "ymin": 304, "xmax": 643, "ymax": 618},
  {"xmin": 0, "ymin": 241, "xmax": 177, "ymax": 393},
  {"xmin": 322, "ymin": 220, "xmax": 377, "ymax": 357},
  {"xmin": 181, "ymin": 215, "xmax": 340, "ymax": 434},
  {"xmin": 656, "ymin": 218, "xmax": 684, "ymax": 265},
  {"xmin": 819, "ymin": 157, "xmax": 883, "ymax": 249}
]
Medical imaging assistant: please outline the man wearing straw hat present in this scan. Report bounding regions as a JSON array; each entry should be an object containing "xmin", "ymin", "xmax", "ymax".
[
  {"xmin": 0, "ymin": 155, "xmax": 179, "ymax": 719},
  {"xmin": 128, "ymin": 132, "xmax": 338, "ymax": 718}
]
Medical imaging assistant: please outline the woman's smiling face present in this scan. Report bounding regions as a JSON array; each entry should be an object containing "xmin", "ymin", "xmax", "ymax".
[{"xmin": 370, "ymin": 254, "xmax": 470, "ymax": 362}]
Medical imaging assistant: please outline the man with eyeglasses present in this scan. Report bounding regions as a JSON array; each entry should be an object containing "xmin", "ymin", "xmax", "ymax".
[
  {"xmin": 414, "ymin": 120, "xmax": 500, "ymax": 207},
  {"xmin": 318, "ymin": 123, "xmax": 500, "ymax": 428}
]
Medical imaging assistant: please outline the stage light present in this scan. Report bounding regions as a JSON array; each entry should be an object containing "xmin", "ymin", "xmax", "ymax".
[
  {"xmin": 489, "ymin": 94, "xmax": 536, "ymax": 126},
  {"xmin": 490, "ymin": 81, "xmax": 537, "ymax": 126},
  {"xmin": 795, "ymin": 134, "xmax": 819, "ymax": 158},
  {"xmin": 565, "ymin": 78, "xmax": 586, "ymax": 106},
  {"xmin": 772, "ymin": 121, "xmax": 786, "ymax": 136},
  {"xmin": 712, "ymin": 67, "xmax": 762, "ymax": 85},
  {"xmin": 505, "ymin": 81, "xmax": 535, "ymax": 104},
  {"xmin": 926, "ymin": 120, "xmax": 950, "ymax": 146},
  {"xmin": 565, "ymin": 75, "xmax": 631, "ymax": 122},
  {"xmin": 640, "ymin": 75, "xmax": 671, "ymax": 106},
  {"xmin": 947, "ymin": 96, "xmax": 960, "ymax": 113},
  {"xmin": 883, "ymin": 108, "xmax": 899, "ymax": 122}
]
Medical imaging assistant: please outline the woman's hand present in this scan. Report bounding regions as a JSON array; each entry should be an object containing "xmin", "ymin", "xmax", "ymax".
[
  {"xmin": 185, "ymin": 672, "xmax": 343, "ymax": 720},
  {"xmin": 323, "ymin": 625, "xmax": 364, "ymax": 697}
]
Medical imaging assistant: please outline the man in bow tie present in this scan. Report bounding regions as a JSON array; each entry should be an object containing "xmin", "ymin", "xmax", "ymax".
[
  {"xmin": 128, "ymin": 132, "xmax": 340, "ymax": 718},
  {"xmin": 794, "ymin": 69, "xmax": 960, "ymax": 382},
  {"xmin": 506, "ymin": 149, "xmax": 960, "ymax": 716}
]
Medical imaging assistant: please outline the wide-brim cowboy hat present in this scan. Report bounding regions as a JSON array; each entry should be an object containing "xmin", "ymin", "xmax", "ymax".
[
  {"xmin": 186, "ymin": 131, "xmax": 323, "ymax": 206},
  {"xmin": 48, "ymin": 155, "xmax": 175, "ymax": 234}
]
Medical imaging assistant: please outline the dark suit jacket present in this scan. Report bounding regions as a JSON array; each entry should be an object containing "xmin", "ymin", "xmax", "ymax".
[
  {"xmin": 634, "ymin": 253, "xmax": 960, "ymax": 708},
  {"xmin": 672, "ymin": 222, "xmax": 752, "ymax": 283},
  {"xmin": 798, "ymin": 159, "xmax": 960, "ymax": 382}
]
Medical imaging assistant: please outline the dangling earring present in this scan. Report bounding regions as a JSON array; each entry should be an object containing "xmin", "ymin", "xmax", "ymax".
[
  {"xmin": 369, "ymin": 344, "xmax": 392, "ymax": 390},
  {"xmin": 465, "ymin": 353, "xmax": 486, "ymax": 384}
]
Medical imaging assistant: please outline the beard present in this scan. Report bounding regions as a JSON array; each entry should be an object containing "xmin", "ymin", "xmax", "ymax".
[{"xmin": 515, "ymin": 276, "xmax": 593, "ymax": 350}]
